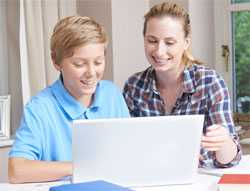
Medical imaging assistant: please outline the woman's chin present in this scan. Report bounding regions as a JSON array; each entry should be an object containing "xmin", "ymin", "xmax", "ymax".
[{"xmin": 152, "ymin": 64, "xmax": 170, "ymax": 72}]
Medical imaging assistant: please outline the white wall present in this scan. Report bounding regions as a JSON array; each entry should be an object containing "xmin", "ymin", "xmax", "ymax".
[
  {"xmin": 111, "ymin": 0, "xmax": 149, "ymax": 88},
  {"xmin": 189, "ymin": 0, "xmax": 215, "ymax": 69},
  {"xmin": 150, "ymin": 0, "xmax": 188, "ymax": 9}
]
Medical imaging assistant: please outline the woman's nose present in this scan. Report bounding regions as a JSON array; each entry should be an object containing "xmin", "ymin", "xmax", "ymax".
[{"xmin": 155, "ymin": 42, "xmax": 167, "ymax": 57}]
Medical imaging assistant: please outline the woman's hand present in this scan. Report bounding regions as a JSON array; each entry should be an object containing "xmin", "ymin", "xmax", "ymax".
[
  {"xmin": 201, "ymin": 124, "xmax": 231, "ymax": 151},
  {"xmin": 201, "ymin": 124, "xmax": 238, "ymax": 164}
]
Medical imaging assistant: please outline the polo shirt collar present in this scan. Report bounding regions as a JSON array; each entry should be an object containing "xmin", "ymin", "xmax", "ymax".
[
  {"xmin": 88, "ymin": 82, "xmax": 102, "ymax": 111},
  {"xmin": 51, "ymin": 78, "xmax": 100, "ymax": 120}
]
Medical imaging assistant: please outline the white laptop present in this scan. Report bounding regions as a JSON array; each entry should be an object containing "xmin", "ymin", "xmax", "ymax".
[{"xmin": 72, "ymin": 115, "xmax": 204, "ymax": 187}]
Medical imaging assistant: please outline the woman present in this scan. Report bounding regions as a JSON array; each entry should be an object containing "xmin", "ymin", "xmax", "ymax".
[
  {"xmin": 123, "ymin": 2, "xmax": 241, "ymax": 168},
  {"xmin": 9, "ymin": 16, "xmax": 129, "ymax": 183}
]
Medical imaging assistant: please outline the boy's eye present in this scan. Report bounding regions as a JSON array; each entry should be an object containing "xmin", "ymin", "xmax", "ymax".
[{"xmin": 72, "ymin": 62, "xmax": 85, "ymax": 67}]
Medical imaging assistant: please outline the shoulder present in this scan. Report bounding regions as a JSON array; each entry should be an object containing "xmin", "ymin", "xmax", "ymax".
[
  {"xmin": 188, "ymin": 65, "xmax": 229, "ymax": 103},
  {"xmin": 24, "ymin": 85, "xmax": 55, "ymax": 114},
  {"xmin": 189, "ymin": 64, "xmax": 224, "ymax": 86},
  {"xmin": 124, "ymin": 67, "xmax": 152, "ymax": 93}
]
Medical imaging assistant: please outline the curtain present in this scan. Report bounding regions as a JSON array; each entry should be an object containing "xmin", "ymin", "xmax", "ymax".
[
  {"xmin": 20, "ymin": 0, "xmax": 77, "ymax": 105},
  {"xmin": 0, "ymin": 1, "xmax": 8, "ymax": 95},
  {"xmin": 0, "ymin": 0, "xmax": 76, "ymax": 134}
]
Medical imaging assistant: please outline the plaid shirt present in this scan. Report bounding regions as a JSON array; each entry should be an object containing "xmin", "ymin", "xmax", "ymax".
[{"xmin": 123, "ymin": 64, "xmax": 242, "ymax": 168}]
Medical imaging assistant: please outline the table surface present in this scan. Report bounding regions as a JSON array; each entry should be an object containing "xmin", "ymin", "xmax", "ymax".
[
  {"xmin": 0, "ymin": 175, "xmax": 220, "ymax": 191},
  {"xmin": 1, "ymin": 155, "xmax": 250, "ymax": 191}
]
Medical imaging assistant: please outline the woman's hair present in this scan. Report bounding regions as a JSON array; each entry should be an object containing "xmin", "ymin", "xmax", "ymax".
[
  {"xmin": 143, "ymin": 2, "xmax": 202, "ymax": 66},
  {"xmin": 50, "ymin": 15, "xmax": 107, "ymax": 65}
]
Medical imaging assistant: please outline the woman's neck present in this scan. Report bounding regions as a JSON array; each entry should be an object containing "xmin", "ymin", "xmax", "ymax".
[{"xmin": 156, "ymin": 66, "xmax": 185, "ymax": 90}]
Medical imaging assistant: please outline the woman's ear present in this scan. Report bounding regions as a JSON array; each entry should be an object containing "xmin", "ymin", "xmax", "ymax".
[{"xmin": 184, "ymin": 37, "xmax": 191, "ymax": 51}]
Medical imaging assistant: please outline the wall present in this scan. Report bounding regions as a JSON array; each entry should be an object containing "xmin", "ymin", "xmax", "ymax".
[
  {"xmin": 150, "ymin": 0, "xmax": 188, "ymax": 9},
  {"xmin": 111, "ymin": 0, "xmax": 149, "ymax": 88},
  {"xmin": 189, "ymin": 0, "xmax": 215, "ymax": 69}
]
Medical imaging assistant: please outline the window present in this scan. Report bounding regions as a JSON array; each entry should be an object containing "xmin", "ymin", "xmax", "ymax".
[
  {"xmin": 0, "ymin": 0, "xmax": 23, "ymax": 138},
  {"xmin": 232, "ymin": 0, "xmax": 250, "ymax": 3},
  {"xmin": 230, "ymin": 1, "xmax": 250, "ymax": 113}
]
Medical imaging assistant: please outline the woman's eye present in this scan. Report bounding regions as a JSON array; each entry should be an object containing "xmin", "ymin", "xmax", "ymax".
[
  {"xmin": 165, "ymin": 41, "xmax": 175, "ymax": 46},
  {"xmin": 147, "ymin": 39, "xmax": 157, "ymax": 44},
  {"xmin": 95, "ymin": 60, "xmax": 103, "ymax": 66}
]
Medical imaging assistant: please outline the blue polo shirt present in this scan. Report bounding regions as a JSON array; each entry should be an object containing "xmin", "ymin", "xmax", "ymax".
[{"xmin": 9, "ymin": 79, "xmax": 130, "ymax": 161}]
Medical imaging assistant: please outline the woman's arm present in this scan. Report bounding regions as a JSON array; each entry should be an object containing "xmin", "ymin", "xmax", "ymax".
[
  {"xmin": 8, "ymin": 157, "xmax": 72, "ymax": 183},
  {"xmin": 203, "ymin": 72, "xmax": 241, "ymax": 167}
]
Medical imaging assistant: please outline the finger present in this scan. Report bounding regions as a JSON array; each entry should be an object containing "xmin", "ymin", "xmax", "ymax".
[
  {"xmin": 206, "ymin": 129, "xmax": 224, "ymax": 137},
  {"xmin": 202, "ymin": 135, "xmax": 228, "ymax": 143},
  {"xmin": 201, "ymin": 141, "xmax": 225, "ymax": 148},
  {"xmin": 206, "ymin": 126, "xmax": 228, "ymax": 137},
  {"xmin": 201, "ymin": 141, "xmax": 224, "ymax": 151},
  {"xmin": 206, "ymin": 129, "xmax": 228, "ymax": 137},
  {"xmin": 206, "ymin": 125, "xmax": 221, "ymax": 132}
]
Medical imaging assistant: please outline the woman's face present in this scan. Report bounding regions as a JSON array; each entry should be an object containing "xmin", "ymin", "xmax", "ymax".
[
  {"xmin": 54, "ymin": 43, "xmax": 106, "ymax": 100},
  {"xmin": 144, "ymin": 16, "xmax": 190, "ymax": 73}
]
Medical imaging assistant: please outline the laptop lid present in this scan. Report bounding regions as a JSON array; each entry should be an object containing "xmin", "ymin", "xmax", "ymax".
[{"xmin": 72, "ymin": 115, "xmax": 204, "ymax": 187}]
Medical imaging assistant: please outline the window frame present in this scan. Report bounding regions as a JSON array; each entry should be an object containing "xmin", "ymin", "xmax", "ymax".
[
  {"xmin": 228, "ymin": 1, "xmax": 250, "ymax": 112},
  {"xmin": 0, "ymin": 95, "xmax": 10, "ymax": 140}
]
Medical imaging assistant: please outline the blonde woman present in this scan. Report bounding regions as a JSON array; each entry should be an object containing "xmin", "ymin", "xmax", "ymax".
[
  {"xmin": 9, "ymin": 16, "xmax": 129, "ymax": 183},
  {"xmin": 123, "ymin": 2, "xmax": 241, "ymax": 168}
]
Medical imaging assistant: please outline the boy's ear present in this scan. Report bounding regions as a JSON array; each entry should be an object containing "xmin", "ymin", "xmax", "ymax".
[{"xmin": 51, "ymin": 52, "xmax": 61, "ymax": 71}]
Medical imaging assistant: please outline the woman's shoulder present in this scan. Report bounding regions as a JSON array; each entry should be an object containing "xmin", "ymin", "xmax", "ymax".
[
  {"xmin": 191, "ymin": 64, "xmax": 217, "ymax": 75},
  {"xmin": 189, "ymin": 64, "xmax": 222, "ymax": 84}
]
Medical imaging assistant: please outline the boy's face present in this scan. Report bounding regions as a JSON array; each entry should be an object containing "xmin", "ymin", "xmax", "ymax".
[{"xmin": 54, "ymin": 43, "xmax": 106, "ymax": 101}]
